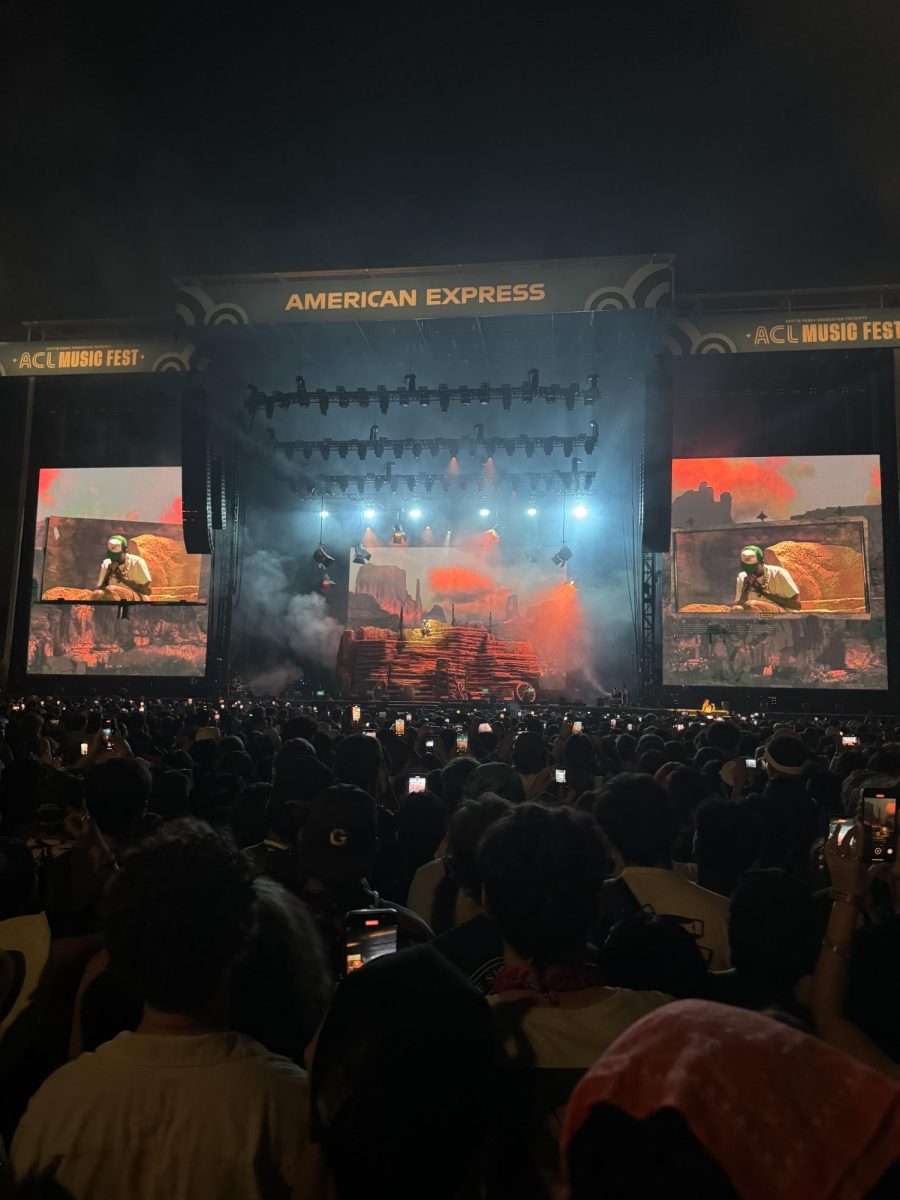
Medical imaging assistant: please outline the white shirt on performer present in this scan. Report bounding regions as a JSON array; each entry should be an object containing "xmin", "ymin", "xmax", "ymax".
[
  {"xmin": 734, "ymin": 563, "xmax": 799, "ymax": 604},
  {"xmin": 96, "ymin": 553, "xmax": 152, "ymax": 590}
]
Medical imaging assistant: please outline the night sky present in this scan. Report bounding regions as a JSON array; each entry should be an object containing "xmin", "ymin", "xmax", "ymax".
[{"xmin": 3, "ymin": 1, "xmax": 899, "ymax": 334}]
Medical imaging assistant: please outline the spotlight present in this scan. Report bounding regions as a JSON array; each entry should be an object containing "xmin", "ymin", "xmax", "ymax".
[
  {"xmin": 353, "ymin": 544, "xmax": 371, "ymax": 564},
  {"xmin": 363, "ymin": 507, "xmax": 377, "ymax": 519},
  {"xmin": 320, "ymin": 509, "xmax": 329, "ymax": 518},
  {"xmin": 408, "ymin": 508, "xmax": 422, "ymax": 519},
  {"xmin": 264, "ymin": 399, "xmax": 275, "ymax": 419},
  {"xmin": 478, "ymin": 383, "xmax": 490, "ymax": 405},
  {"xmin": 501, "ymin": 386, "xmax": 512, "ymax": 412},
  {"xmin": 479, "ymin": 507, "xmax": 491, "ymax": 518},
  {"xmin": 571, "ymin": 504, "xmax": 588, "ymax": 519},
  {"xmin": 321, "ymin": 572, "xmax": 337, "ymax": 591},
  {"xmin": 551, "ymin": 544, "xmax": 573, "ymax": 567},
  {"xmin": 526, "ymin": 506, "xmax": 538, "ymax": 516},
  {"xmin": 314, "ymin": 546, "xmax": 335, "ymax": 568}
]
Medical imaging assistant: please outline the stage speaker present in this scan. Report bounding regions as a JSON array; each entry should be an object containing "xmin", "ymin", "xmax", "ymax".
[
  {"xmin": 181, "ymin": 388, "xmax": 213, "ymax": 554},
  {"xmin": 209, "ymin": 454, "xmax": 227, "ymax": 530},
  {"xmin": 641, "ymin": 359, "xmax": 674, "ymax": 553}
]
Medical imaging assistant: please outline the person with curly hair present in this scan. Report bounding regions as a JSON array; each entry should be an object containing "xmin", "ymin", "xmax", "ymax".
[{"xmin": 12, "ymin": 820, "xmax": 314, "ymax": 1199}]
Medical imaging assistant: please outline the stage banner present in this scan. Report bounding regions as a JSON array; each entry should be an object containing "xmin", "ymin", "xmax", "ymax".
[
  {"xmin": 173, "ymin": 256, "xmax": 674, "ymax": 327},
  {"xmin": 0, "ymin": 339, "xmax": 203, "ymax": 377},
  {"xmin": 667, "ymin": 310, "xmax": 900, "ymax": 355}
]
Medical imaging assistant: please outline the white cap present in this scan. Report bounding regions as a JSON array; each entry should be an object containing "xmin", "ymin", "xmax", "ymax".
[{"xmin": 741, "ymin": 548, "xmax": 760, "ymax": 565}]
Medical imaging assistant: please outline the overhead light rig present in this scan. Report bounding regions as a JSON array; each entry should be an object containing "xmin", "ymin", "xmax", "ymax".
[
  {"xmin": 265, "ymin": 422, "xmax": 600, "ymax": 460},
  {"xmin": 287, "ymin": 467, "xmax": 596, "ymax": 498},
  {"xmin": 247, "ymin": 369, "xmax": 601, "ymax": 418}
]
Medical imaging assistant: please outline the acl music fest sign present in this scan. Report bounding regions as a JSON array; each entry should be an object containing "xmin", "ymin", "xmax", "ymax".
[
  {"xmin": 0, "ymin": 340, "xmax": 202, "ymax": 377},
  {"xmin": 668, "ymin": 310, "xmax": 900, "ymax": 355}
]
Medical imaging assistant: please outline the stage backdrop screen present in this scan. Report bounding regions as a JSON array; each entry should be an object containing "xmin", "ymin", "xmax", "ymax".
[
  {"xmin": 337, "ymin": 544, "xmax": 582, "ymax": 700},
  {"xmin": 662, "ymin": 454, "xmax": 886, "ymax": 690},
  {"xmin": 27, "ymin": 467, "xmax": 209, "ymax": 676}
]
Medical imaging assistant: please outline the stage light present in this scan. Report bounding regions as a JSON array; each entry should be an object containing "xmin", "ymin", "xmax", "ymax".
[
  {"xmin": 526, "ymin": 506, "xmax": 538, "ymax": 516},
  {"xmin": 314, "ymin": 546, "xmax": 335, "ymax": 568},
  {"xmin": 571, "ymin": 504, "xmax": 588, "ymax": 519},
  {"xmin": 321, "ymin": 572, "xmax": 337, "ymax": 591},
  {"xmin": 264, "ymin": 399, "xmax": 275, "ymax": 420},
  {"xmin": 479, "ymin": 507, "xmax": 491, "ymax": 518},
  {"xmin": 551, "ymin": 544, "xmax": 573, "ymax": 567},
  {"xmin": 408, "ymin": 508, "xmax": 422, "ymax": 519},
  {"xmin": 363, "ymin": 507, "xmax": 376, "ymax": 519},
  {"xmin": 353, "ymin": 544, "xmax": 371, "ymax": 564}
]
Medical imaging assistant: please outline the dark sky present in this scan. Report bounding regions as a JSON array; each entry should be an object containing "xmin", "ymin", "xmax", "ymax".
[{"xmin": 2, "ymin": 0, "xmax": 899, "ymax": 333}]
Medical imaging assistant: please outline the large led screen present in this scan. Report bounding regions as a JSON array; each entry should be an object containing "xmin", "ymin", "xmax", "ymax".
[
  {"xmin": 28, "ymin": 467, "xmax": 209, "ymax": 676},
  {"xmin": 662, "ymin": 455, "xmax": 886, "ymax": 690}
]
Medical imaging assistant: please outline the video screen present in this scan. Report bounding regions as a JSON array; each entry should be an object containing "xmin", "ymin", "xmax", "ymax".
[
  {"xmin": 28, "ymin": 468, "xmax": 209, "ymax": 676},
  {"xmin": 337, "ymin": 545, "xmax": 584, "ymax": 699},
  {"xmin": 662, "ymin": 455, "xmax": 887, "ymax": 690}
]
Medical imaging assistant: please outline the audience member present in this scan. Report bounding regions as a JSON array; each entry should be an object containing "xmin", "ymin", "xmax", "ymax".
[
  {"xmin": 12, "ymin": 821, "xmax": 312, "ymax": 1198},
  {"xmin": 590, "ymin": 774, "xmax": 731, "ymax": 968}
]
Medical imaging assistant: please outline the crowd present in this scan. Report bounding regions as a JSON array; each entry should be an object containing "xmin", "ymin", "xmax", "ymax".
[{"xmin": 2, "ymin": 693, "xmax": 900, "ymax": 1197}]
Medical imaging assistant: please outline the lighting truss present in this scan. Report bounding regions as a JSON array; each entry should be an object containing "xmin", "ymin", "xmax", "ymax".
[
  {"xmin": 289, "ymin": 470, "xmax": 597, "ymax": 499},
  {"xmin": 247, "ymin": 369, "xmax": 600, "ymax": 416},
  {"xmin": 266, "ymin": 431, "xmax": 599, "ymax": 460}
]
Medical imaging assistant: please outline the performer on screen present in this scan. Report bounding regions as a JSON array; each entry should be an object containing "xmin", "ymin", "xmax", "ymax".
[
  {"xmin": 731, "ymin": 545, "xmax": 800, "ymax": 613},
  {"xmin": 92, "ymin": 535, "xmax": 152, "ymax": 602}
]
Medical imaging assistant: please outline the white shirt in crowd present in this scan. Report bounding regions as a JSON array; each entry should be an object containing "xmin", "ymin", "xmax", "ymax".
[
  {"xmin": 620, "ymin": 865, "xmax": 731, "ymax": 969},
  {"xmin": 12, "ymin": 1030, "xmax": 310, "ymax": 1199}
]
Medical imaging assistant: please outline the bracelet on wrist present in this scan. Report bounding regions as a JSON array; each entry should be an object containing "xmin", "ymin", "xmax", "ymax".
[{"xmin": 830, "ymin": 888, "xmax": 864, "ymax": 907}]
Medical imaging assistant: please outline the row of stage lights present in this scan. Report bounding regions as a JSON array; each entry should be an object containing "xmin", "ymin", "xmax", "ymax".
[
  {"xmin": 248, "ymin": 369, "xmax": 601, "ymax": 418},
  {"xmin": 267, "ymin": 424, "xmax": 600, "ymax": 460},
  {"xmin": 311, "ymin": 503, "xmax": 588, "ymax": 589},
  {"xmin": 287, "ymin": 463, "xmax": 595, "ymax": 498}
]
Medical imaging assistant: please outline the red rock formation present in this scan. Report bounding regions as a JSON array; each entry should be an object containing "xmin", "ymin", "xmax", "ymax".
[
  {"xmin": 353, "ymin": 564, "xmax": 423, "ymax": 623},
  {"xmin": 768, "ymin": 540, "xmax": 865, "ymax": 610}
]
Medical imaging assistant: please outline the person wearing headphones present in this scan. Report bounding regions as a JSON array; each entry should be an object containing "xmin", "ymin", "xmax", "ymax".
[
  {"xmin": 731, "ymin": 544, "xmax": 800, "ymax": 612},
  {"xmin": 92, "ymin": 535, "xmax": 152, "ymax": 602}
]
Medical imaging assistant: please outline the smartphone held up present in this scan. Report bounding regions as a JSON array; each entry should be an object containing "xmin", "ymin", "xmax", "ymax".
[{"xmin": 345, "ymin": 908, "xmax": 399, "ymax": 974}]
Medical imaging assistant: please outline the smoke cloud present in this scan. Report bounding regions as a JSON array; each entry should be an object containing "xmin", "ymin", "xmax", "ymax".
[{"xmin": 238, "ymin": 545, "xmax": 343, "ymax": 694}]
